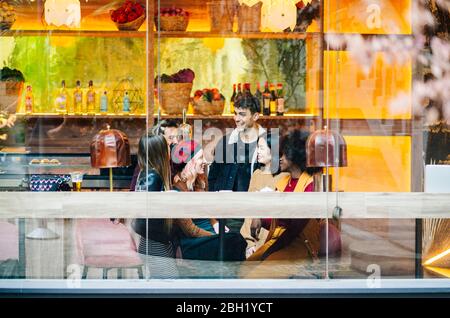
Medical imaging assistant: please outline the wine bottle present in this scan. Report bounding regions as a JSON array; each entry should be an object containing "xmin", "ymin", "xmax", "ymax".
[
  {"xmin": 230, "ymin": 84, "xmax": 236, "ymax": 114},
  {"xmin": 262, "ymin": 82, "xmax": 271, "ymax": 116},
  {"xmin": 269, "ymin": 83, "xmax": 277, "ymax": 115},
  {"xmin": 243, "ymin": 83, "xmax": 252, "ymax": 97},
  {"xmin": 276, "ymin": 83, "xmax": 285, "ymax": 116},
  {"xmin": 255, "ymin": 82, "xmax": 263, "ymax": 114},
  {"xmin": 236, "ymin": 83, "xmax": 243, "ymax": 109}
]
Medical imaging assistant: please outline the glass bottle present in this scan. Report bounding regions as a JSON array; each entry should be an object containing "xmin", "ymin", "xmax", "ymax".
[
  {"xmin": 230, "ymin": 84, "xmax": 236, "ymax": 114},
  {"xmin": 86, "ymin": 80, "xmax": 96, "ymax": 115},
  {"xmin": 262, "ymin": 81, "xmax": 271, "ymax": 116},
  {"xmin": 269, "ymin": 83, "xmax": 277, "ymax": 115},
  {"xmin": 236, "ymin": 83, "xmax": 243, "ymax": 109},
  {"xmin": 243, "ymin": 83, "xmax": 252, "ymax": 97},
  {"xmin": 123, "ymin": 91, "xmax": 130, "ymax": 113},
  {"xmin": 255, "ymin": 82, "xmax": 263, "ymax": 114},
  {"xmin": 276, "ymin": 83, "xmax": 285, "ymax": 116},
  {"xmin": 56, "ymin": 80, "xmax": 68, "ymax": 114},
  {"xmin": 73, "ymin": 80, "xmax": 83, "ymax": 115},
  {"xmin": 24, "ymin": 85, "xmax": 34, "ymax": 114},
  {"xmin": 100, "ymin": 91, "xmax": 108, "ymax": 114}
]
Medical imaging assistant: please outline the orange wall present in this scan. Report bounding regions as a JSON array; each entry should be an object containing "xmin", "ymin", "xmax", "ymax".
[
  {"xmin": 324, "ymin": 51, "xmax": 412, "ymax": 119},
  {"xmin": 331, "ymin": 136, "xmax": 411, "ymax": 192},
  {"xmin": 325, "ymin": 0, "xmax": 412, "ymax": 34}
]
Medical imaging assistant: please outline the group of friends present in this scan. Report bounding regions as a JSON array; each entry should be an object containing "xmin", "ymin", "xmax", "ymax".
[{"xmin": 128, "ymin": 95, "xmax": 340, "ymax": 278}]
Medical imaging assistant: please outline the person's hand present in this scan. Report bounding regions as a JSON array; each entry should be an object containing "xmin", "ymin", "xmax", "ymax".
[
  {"xmin": 212, "ymin": 222, "xmax": 230, "ymax": 234},
  {"xmin": 250, "ymin": 218, "xmax": 262, "ymax": 240},
  {"xmin": 246, "ymin": 246, "xmax": 257, "ymax": 258},
  {"xmin": 111, "ymin": 218, "xmax": 124, "ymax": 225}
]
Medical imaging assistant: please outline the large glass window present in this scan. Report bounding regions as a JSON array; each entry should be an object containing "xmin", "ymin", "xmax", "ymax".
[{"xmin": 0, "ymin": 0, "xmax": 448, "ymax": 294}]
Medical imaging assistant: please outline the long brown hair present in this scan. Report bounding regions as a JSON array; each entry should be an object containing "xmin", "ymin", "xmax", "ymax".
[
  {"xmin": 137, "ymin": 133, "xmax": 172, "ymax": 233},
  {"xmin": 138, "ymin": 133, "xmax": 171, "ymax": 190}
]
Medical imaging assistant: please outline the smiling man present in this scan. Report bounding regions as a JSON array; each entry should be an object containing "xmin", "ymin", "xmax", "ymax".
[{"xmin": 208, "ymin": 95, "xmax": 266, "ymax": 232}]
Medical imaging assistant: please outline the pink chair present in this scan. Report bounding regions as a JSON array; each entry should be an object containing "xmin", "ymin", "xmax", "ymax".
[
  {"xmin": 0, "ymin": 221, "xmax": 18, "ymax": 261},
  {"xmin": 75, "ymin": 219, "xmax": 143, "ymax": 279},
  {"xmin": 0, "ymin": 221, "xmax": 19, "ymax": 278}
]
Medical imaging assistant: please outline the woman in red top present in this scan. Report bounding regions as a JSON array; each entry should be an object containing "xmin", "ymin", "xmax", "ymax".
[{"xmin": 247, "ymin": 130, "xmax": 322, "ymax": 263}]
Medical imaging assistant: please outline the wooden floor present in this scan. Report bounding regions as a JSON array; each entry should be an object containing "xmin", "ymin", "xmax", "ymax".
[{"xmin": 0, "ymin": 218, "xmax": 421, "ymax": 280}]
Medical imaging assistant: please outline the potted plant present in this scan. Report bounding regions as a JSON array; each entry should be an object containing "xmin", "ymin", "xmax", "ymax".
[
  {"xmin": 0, "ymin": 66, "xmax": 25, "ymax": 114},
  {"xmin": 155, "ymin": 69, "xmax": 195, "ymax": 115}
]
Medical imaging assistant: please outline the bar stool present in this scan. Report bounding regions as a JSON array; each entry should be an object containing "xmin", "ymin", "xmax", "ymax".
[{"xmin": 75, "ymin": 219, "xmax": 143, "ymax": 279}]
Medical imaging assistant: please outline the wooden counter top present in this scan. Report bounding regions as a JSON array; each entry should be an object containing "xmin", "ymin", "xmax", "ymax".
[{"xmin": 0, "ymin": 192, "xmax": 448, "ymax": 219}]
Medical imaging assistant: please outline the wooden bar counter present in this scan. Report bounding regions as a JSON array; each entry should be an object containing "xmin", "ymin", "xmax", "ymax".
[{"xmin": 0, "ymin": 192, "xmax": 448, "ymax": 219}]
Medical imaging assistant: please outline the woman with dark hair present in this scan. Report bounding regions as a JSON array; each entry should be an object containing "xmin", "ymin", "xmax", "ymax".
[
  {"xmin": 246, "ymin": 130, "xmax": 322, "ymax": 265},
  {"xmin": 248, "ymin": 130, "xmax": 282, "ymax": 192},
  {"xmin": 243, "ymin": 131, "xmax": 286, "ymax": 257},
  {"xmin": 131, "ymin": 132, "xmax": 179, "ymax": 278}
]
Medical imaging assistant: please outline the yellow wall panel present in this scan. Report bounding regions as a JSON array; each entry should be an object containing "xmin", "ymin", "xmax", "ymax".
[
  {"xmin": 324, "ymin": 51, "xmax": 412, "ymax": 119},
  {"xmin": 331, "ymin": 136, "xmax": 411, "ymax": 192},
  {"xmin": 325, "ymin": 0, "xmax": 412, "ymax": 34}
]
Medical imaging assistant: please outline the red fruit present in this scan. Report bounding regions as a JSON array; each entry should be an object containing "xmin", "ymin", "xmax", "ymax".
[
  {"xmin": 127, "ymin": 12, "xmax": 138, "ymax": 22},
  {"xmin": 296, "ymin": 1, "xmax": 305, "ymax": 9},
  {"xmin": 118, "ymin": 15, "xmax": 127, "ymax": 23},
  {"xmin": 194, "ymin": 90, "xmax": 203, "ymax": 97}
]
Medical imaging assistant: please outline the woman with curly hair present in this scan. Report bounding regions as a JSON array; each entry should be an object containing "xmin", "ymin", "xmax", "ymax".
[{"xmin": 246, "ymin": 129, "xmax": 322, "ymax": 264}]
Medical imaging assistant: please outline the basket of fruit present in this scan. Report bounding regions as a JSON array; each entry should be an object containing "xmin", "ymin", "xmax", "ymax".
[
  {"xmin": 0, "ymin": 1, "xmax": 16, "ymax": 31},
  {"xmin": 192, "ymin": 88, "xmax": 225, "ymax": 116},
  {"xmin": 155, "ymin": 69, "xmax": 195, "ymax": 115},
  {"xmin": 154, "ymin": 7, "xmax": 189, "ymax": 31},
  {"xmin": 110, "ymin": 0, "xmax": 146, "ymax": 31}
]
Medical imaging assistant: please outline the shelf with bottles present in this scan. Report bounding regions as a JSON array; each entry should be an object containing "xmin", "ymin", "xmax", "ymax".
[
  {"xmin": 17, "ymin": 78, "xmax": 145, "ymax": 117},
  {"xmin": 156, "ymin": 113, "xmax": 316, "ymax": 120},
  {"xmin": 157, "ymin": 31, "xmax": 319, "ymax": 40},
  {"xmin": 0, "ymin": 29, "xmax": 146, "ymax": 38},
  {"xmin": 15, "ymin": 112, "xmax": 316, "ymax": 120}
]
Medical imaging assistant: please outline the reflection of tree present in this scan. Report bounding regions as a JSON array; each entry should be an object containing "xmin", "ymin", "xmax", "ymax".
[
  {"xmin": 242, "ymin": 39, "xmax": 306, "ymax": 111},
  {"xmin": 276, "ymin": 40, "xmax": 306, "ymax": 109}
]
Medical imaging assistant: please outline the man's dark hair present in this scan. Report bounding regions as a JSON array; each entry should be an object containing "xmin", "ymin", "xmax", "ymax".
[
  {"xmin": 280, "ymin": 130, "xmax": 322, "ymax": 176},
  {"xmin": 153, "ymin": 119, "xmax": 180, "ymax": 136},
  {"xmin": 235, "ymin": 95, "xmax": 260, "ymax": 114}
]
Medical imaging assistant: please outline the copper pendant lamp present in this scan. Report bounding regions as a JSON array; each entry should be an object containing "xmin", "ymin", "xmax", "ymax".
[{"xmin": 90, "ymin": 125, "xmax": 131, "ymax": 191}]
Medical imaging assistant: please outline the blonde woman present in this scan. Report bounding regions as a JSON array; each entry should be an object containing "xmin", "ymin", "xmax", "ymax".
[{"xmin": 171, "ymin": 140, "xmax": 246, "ymax": 261}]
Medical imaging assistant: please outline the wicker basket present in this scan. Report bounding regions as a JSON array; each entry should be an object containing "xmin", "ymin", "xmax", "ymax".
[
  {"xmin": 0, "ymin": 81, "xmax": 23, "ymax": 114},
  {"xmin": 115, "ymin": 14, "xmax": 146, "ymax": 31},
  {"xmin": 237, "ymin": 2, "xmax": 262, "ymax": 33},
  {"xmin": 193, "ymin": 99, "xmax": 225, "ymax": 116},
  {"xmin": 159, "ymin": 83, "xmax": 193, "ymax": 115},
  {"xmin": 155, "ymin": 15, "xmax": 189, "ymax": 31},
  {"xmin": 207, "ymin": 0, "xmax": 238, "ymax": 32},
  {"xmin": 0, "ymin": 21, "xmax": 14, "ymax": 31}
]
